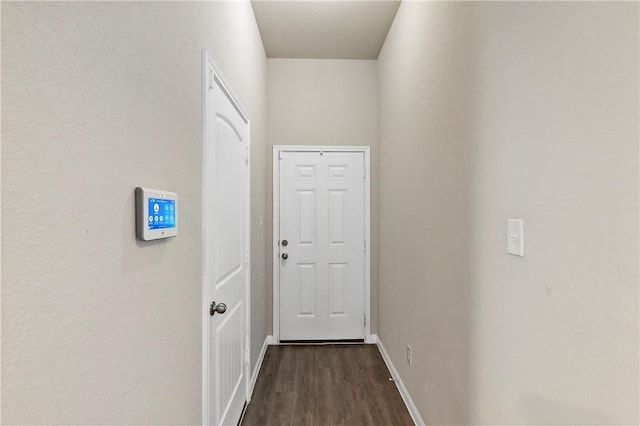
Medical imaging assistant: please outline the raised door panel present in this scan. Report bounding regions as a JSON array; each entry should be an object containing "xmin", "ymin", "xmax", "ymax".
[
  {"xmin": 215, "ymin": 118, "xmax": 244, "ymax": 290},
  {"xmin": 328, "ymin": 263, "xmax": 347, "ymax": 316},
  {"xmin": 214, "ymin": 303, "xmax": 243, "ymax": 420},
  {"xmin": 297, "ymin": 264, "xmax": 316, "ymax": 317},
  {"xmin": 328, "ymin": 190, "xmax": 347, "ymax": 246},
  {"xmin": 296, "ymin": 190, "xmax": 316, "ymax": 246}
]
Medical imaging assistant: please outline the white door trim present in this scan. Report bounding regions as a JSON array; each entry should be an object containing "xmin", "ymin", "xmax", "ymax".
[
  {"xmin": 202, "ymin": 49, "xmax": 251, "ymax": 425},
  {"xmin": 272, "ymin": 145, "xmax": 371, "ymax": 344}
]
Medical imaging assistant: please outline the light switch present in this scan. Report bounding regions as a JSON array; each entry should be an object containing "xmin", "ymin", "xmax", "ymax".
[{"xmin": 507, "ymin": 219, "xmax": 524, "ymax": 256}]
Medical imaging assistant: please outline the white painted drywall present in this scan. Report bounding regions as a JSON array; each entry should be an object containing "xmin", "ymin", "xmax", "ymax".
[
  {"xmin": 378, "ymin": 1, "xmax": 638, "ymax": 424},
  {"xmin": 252, "ymin": 1, "xmax": 400, "ymax": 59},
  {"xmin": 1, "ymin": 1, "xmax": 267, "ymax": 423},
  {"xmin": 266, "ymin": 59, "xmax": 379, "ymax": 335}
]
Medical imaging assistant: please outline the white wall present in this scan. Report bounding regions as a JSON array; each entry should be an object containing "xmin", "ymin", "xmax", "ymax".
[
  {"xmin": 378, "ymin": 1, "xmax": 639, "ymax": 425},
  {"xmin": 266, "ymin": 58, "xmax": 379, "ymax": 334},
  {"xmin": 1, "ymin": 2, "xmax": 267, "ymax": 423}
]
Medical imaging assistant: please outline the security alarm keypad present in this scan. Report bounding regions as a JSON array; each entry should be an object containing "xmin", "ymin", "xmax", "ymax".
[{"xmin": 135, "ymin": 187, "xmax": 178, "ymax": 241}]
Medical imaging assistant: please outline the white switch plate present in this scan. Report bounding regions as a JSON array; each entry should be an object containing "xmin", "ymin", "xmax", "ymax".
[{"xmin": 507, "ymin": 219, "xmax": 524, "ymax": 256}]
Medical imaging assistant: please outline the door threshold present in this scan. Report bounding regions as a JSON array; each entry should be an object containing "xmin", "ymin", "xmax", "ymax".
[{"xmin": 279, "ymin": 339, "xmax": 365, "ymax": 345}]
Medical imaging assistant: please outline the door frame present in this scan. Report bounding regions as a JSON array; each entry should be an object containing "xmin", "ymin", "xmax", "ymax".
[
  {"xmin": 272, "ymin": 145, "xmax": 372, "ymax": 344},
  {"xmin": 202, "ymin": 49, "xmax": 251, "ymax": 425}
]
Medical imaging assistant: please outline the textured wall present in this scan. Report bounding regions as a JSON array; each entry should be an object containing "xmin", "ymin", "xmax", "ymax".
[
  {"xmin": 378, "ymin": 4, "xmax": 474, "ymax": 422},
  {"xmin": 1, "ymin": 1, "xmax": 267, "ymax": 424},
  {"xmin": 266, "ymin": 59, "xmax": 379, "ymax": 335},
  {"xmin": 378, "ymin": 1, "xmax": 639, "ymax": 424}
]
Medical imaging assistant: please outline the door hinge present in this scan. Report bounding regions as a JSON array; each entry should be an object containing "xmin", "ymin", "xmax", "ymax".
[
  {"xmin": 245, "ymin": 250, "xmax": 249, "ymax": 263},
  {"xmin": 364, "ymin": 313, "xmax": 367, "ymax": 328}
]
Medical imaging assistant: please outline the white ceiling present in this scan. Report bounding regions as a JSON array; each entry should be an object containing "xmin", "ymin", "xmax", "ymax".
[{"xmin": 251, "ymin": 1, "xmax": 401, "ymax": 60}]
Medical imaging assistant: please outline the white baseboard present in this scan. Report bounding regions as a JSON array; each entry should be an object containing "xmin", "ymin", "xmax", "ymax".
[
  {"xmin": 365, "ymin": 333, "xmax": 378, "ymax": 344},
  {"xmin": 376, "ymin": 336, "xmax": 426, "ymax": 426},
  {"xmin": 248, "ymin": 334, "xmax": 273, "ymax": 400}
]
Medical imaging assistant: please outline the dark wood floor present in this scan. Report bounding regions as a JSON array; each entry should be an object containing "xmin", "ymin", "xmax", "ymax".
[{"xmin": 241, "ymin": 344, "xmax": 414, "ymax": 426}]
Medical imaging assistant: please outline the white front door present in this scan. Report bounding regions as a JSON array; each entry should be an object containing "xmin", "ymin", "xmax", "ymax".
[
  {"xmin": 278, "ymin": 151, "xmax": 365, "ymax": 341},
  {"xmin": 204, "ymin": 56, "xmax": 249, "ymax": 426}
]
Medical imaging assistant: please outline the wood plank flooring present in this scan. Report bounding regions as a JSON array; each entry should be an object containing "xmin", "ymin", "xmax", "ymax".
[{"xmin": 241, "ymin": 344, "xmax": 414, "ymax": 426}]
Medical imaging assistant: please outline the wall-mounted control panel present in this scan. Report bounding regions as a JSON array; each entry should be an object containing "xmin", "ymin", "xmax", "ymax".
[{"xmin": 135, "ymin": 187, "xmax": 178, "ymax": 241}]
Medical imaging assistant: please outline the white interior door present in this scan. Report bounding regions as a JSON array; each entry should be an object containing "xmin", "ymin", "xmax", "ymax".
[
  {"xmin": 278, "ymin": 151, "xmax": 365, "ymax": 341},
  {"xmin": 204, "ymin": 57, "xmax": 249, "ymax": 426}
]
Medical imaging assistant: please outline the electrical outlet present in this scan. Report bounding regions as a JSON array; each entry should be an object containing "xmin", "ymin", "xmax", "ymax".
[{"xmin": 406, "ymin": 344, "xmax": 412, "ymax": 366}]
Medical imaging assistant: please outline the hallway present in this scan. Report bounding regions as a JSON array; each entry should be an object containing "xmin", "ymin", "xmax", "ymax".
[
  {"xmin": 241, "ymin": 345, "xmax": 413, "ymax": 425},
  {"xmin": 2, "ymin": 1, "xmax": 638, "ymax": 424}
]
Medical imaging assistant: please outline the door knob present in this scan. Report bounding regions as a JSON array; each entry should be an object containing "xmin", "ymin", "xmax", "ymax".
[
  {"xmin": 210, "ymin": 301, "xmax": 227, "ymax": 316},
  {"xmin": 281, "ymin": 253, "xmax": 288, "ymax": 260},
  {"xmin": 281, "ymin": 240, "xmax": 288, "ymax": 246}
]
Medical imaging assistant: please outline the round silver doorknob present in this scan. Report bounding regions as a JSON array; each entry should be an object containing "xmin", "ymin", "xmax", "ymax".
[
  {"xmin": 210, "ymin": 301, "xmax": 227, "ymax": 316},
  {"xmin": 281, "ymin": 253, "xmax": 288, "ymax": 260}
]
